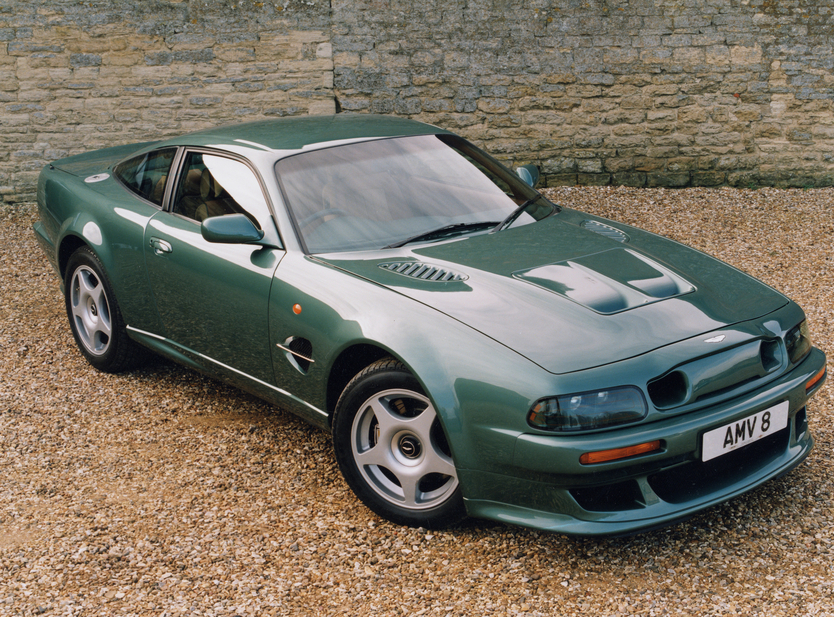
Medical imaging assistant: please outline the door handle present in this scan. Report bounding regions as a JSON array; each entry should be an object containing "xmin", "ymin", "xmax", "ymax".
[{"xmin": 149, "ymin": 237, "xmax": 172, "ymax": 255}]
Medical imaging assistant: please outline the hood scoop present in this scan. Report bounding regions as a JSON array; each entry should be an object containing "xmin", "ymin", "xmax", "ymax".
[
  {"xmin": 378, "ymin": 261, "xmax": 469, "ymax": 282},
  {"xmin": 514, "ymin": 248, "xmax": 695, "ymax": 314}
]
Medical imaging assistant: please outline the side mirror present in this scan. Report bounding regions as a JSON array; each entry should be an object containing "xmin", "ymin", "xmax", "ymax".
[
  {"xmin": 201, "ymin": 213, "xmax": 265, "ymax": 244},
  {"xmin": 516, "ymin": 164, "xmax": 540, "ymax": 188}
]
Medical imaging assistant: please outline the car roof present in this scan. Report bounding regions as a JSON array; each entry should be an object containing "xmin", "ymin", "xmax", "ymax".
[{"xmin": 156, "ymin": 114, "xmax": 451, "ymax": 153}]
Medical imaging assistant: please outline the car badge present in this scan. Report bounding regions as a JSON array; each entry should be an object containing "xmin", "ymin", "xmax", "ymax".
[
  {"xmin": 705, "ymin": 335, "xmax": 726, "ymax": 343},
  {"xmin": 84, "ymin": 173, "xmax": 110, "ymax": 183}
]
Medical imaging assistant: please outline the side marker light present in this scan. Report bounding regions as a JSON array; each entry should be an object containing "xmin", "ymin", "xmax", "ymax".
[{"xmin": 806, "ymin": 366, "xmax": 826, "ymax": 392}]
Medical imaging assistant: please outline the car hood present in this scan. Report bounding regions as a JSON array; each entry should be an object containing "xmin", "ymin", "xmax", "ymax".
[
  {"xmin": 321, "ymin": 209, "xmax": 789, "ymax": 374},
  {"xmin": 319, "ymin": 209, "xmax": 788, "ymax": 373}
]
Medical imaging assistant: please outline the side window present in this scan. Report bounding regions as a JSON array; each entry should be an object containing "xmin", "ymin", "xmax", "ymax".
[
  {"xmin": 113, "ymin": 148, "xmax": 177, "ymax": 206},
  {"xmin": 172, "ymin": 152, "xmax": 268, "ymax": 228}
]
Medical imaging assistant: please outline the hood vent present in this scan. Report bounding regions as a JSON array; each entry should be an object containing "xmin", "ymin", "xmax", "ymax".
[
  {"xmin": 581, "ymin": 220, "xmax": 629, "ymax": 243},
  {"xmin": 378, "ymin": 262, "xmax": 468, "ymax": 282}
]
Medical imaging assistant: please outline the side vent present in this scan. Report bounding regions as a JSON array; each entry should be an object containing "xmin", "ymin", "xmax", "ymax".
[
  {"xmin": 581, "ymin": 220, "xmax": 629, "ymax": 243},
  {"xmin": 378, "ymin": 262, "xmax": 468, "ymax": 282},
  {"xmin": 279, "ymin": 337, "xmax": 314, "ymax": 374}
]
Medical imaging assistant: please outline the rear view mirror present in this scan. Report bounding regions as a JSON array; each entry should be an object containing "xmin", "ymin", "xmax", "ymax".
[
  {"xmin": 201, "ymin": 213, "xmax": 265, "ymax": 244},
  {"xmin": 516, "ymin": 164, "xmax": 540, "ymax": 188}
]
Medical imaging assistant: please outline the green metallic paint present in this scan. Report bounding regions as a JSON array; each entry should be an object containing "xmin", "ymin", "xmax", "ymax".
[
  {"xmin": 265, "ymin": 251, "xmax": 553, "ymax": 449},
  {"xmin": 34, "ymin": 115, "xmax": 827, "ymax": 536},
  {"xmin": 33, "ymin": 221, "xmax": 57, "ymax": 274},
  {"xmin": 40, "ymin": 168, "xmax": 166, "ymax": 335},
  {"xmin": 156, "ymin": 114, "xmax": 450, "ymax": 153},
  {"xmin": 515, "ymin": 164, "xmax": 540, "ymax": 187},
  {"xmin": 318, "ymin": 210, "xmax": 788, "ymax": 375},
  {"xmin": 144, "ymin": 213, "xmax": 283, "ymax": 384},
  {"xmin": 462, "ymin": 432, "xmax": 812, "ymax": 536},
  {"xmin": 513, "ymin": 350, "xmax": 822, "ymax": 479},
  {"xmin": 201, "ymin": 213, "xmax": 265, "ymax": 244},
  {"xmin": 462, "ymin": 347, "xmax": 821, "ymax": 535},
  {"xmin": 50, "ymin": 142, "xmax": 159, "ymax": 177}
]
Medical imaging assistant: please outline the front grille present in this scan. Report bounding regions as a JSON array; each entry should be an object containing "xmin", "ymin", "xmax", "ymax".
[
  {"xmin": 647, "ymin": 370, "xmax": 687, "ymax": 408},
  {"xmin": 647, "ymin": 428, "xmax": 788, "ymax": 504},
  {"xmin": 648, "ymin": 338, "xmax": 783, "ymax": 410}
]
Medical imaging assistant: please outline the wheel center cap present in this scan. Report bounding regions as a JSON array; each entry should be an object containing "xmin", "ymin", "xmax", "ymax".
[
  {"xmin": 90, "ymin": 302, "xmax": 98, "ymax": 316},
  {"xmin": 398, "ymin": 435, "xmax": 422, "ymax": 459}
]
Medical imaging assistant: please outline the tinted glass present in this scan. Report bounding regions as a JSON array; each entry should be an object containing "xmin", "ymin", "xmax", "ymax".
[
  {"xmin": 275, "ymin": 135, "xmax": 549, "ymax": 254},
  {"xmin": 114, "ymin": 148, "xmax": 177, "ymax": 206},
  {"xmin": 172, "ymin": 152, "xmax": 268, "ymax": 228}
]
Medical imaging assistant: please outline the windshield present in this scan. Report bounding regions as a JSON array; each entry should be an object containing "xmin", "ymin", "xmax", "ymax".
[{"xmin": 275, "ymin": 134, "xmax": 554, "ymax": 253}]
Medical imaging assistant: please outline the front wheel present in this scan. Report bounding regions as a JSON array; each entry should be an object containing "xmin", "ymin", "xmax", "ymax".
[
  {"xmin": 332, "ymin": 358, "xmax": 466, "ymax": 528},
  {"xmin": 64, "ymin": 246, "xmax": 142, "ymax": 373}
]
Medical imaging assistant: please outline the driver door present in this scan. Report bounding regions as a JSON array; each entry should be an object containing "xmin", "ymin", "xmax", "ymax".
[{"xmin": 143, "ymin": 150, "xmax": 284, "ymax": 384}]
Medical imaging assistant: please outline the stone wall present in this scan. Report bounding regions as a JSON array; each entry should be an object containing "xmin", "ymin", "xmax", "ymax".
[
  {"xmin": 332, "ymin": 0, "xmax": 834, "ymax": 190},
  {"xmin": 0, "ymin": 0, "xmax": 335, "ymax": 204},
  {"xmin": 3, "ymin": 0, "xmax": 834, "ymax": 204}
]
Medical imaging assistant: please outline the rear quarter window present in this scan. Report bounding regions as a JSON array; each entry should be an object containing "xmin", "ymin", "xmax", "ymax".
[{"xmin": 114, "ymin": 148, "xmax": 177, "ymax": 206}]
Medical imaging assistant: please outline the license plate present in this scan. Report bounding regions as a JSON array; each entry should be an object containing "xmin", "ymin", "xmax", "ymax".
[{"xmin": 701, "ymin": 401, "xmax": 789, "ymax": 462}]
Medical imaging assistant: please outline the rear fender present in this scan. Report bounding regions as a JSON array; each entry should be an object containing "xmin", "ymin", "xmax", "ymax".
[
  {"xmin": 46, "ymin": 174, "xmax": 164, "ymax": 335},
  {"xmin": 58, "ymin": 214, "xmax": 113, "ymax": 280}
]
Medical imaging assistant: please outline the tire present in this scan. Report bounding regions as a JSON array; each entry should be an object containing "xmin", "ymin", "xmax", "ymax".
[
  {"xmin": 332, "ymin": 357, "xmax": 466, "ymax": 528},
  {"xmin": 64, "ymin": 246, "xmax": 143, "ymax": 373}
]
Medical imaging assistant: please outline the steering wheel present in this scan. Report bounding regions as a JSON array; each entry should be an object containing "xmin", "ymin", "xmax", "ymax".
[{"xmin": 299, "ymin": 208, "xmax": 349, "ymax": 233}]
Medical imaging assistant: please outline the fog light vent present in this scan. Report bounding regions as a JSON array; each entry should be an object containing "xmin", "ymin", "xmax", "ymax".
[
  {"xmin": 571, "ymin": 479, "xmax": 645, "ymax": 512},
  {"xmin": 794, "ymin": 406, "xmax": 808, "ymax": 440}
]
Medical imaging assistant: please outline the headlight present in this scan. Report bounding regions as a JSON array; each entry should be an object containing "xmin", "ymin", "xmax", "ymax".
[
  {"xmin": 786, "ymin": 320, "xmax": 812, "ymax": 365},
  {"xmin": 527, "ymin": 386, "xmax": 647, "ymax": 432}
]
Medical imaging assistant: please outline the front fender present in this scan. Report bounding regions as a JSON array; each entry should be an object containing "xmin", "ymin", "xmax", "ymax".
[{"xmin": 267, "ymin": 253, "xmax": 555, "ymax": 473}]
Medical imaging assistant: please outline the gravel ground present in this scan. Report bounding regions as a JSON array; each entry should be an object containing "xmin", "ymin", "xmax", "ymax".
[{"xmin": 1, "ymin": 187, "xmax": 833, "ymax": 617}]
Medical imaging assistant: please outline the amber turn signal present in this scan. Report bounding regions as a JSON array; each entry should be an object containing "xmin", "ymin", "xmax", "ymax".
[
  {"xmin": 806, "ymin": 366, "xmax": 826, "ymax": 392},
  {"xmin": 580, "ymin": 440, "xmax": 662, "ymax": 465}
]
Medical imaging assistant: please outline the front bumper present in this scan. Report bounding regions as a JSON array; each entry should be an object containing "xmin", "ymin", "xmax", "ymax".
[{"xmin": 461, "ymin": 348, "xmax": 826, "ymax": 536}]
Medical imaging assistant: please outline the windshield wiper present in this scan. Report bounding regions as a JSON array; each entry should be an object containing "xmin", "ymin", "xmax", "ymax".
[
  {"xmin": 384, "ymin": 221, "xmax": 500, "ymax": 249},
  {"xmin": 492, "ymin": 195, "xmax": 545, "ymax": 233}
]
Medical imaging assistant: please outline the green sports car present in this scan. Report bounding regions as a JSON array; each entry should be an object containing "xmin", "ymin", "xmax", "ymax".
[{"xmin": 34, "ymin": 114, "xmax": 827, "ymax": 536}]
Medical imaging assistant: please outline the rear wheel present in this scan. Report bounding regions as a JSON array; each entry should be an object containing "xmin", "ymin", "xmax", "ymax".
[
  {"xmin": 65, "ymin": 246, "xmax": 142, "ymax": 373},
  {"xmin": 333, "ymin": 358, "xmax": 465, "ymax": 528}
]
